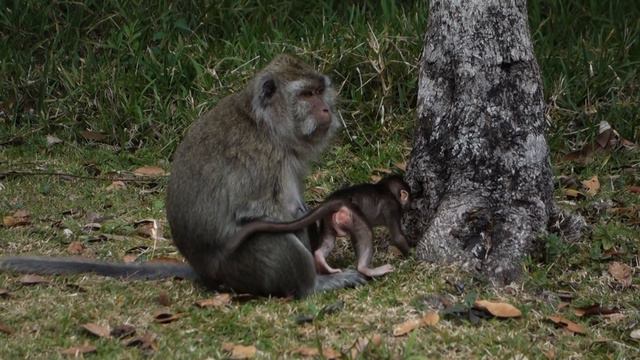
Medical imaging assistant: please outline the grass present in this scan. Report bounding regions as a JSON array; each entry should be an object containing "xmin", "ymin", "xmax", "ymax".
[{"xmin": 1, "ymin": 0, "xmax": 639, "ymax": 358}]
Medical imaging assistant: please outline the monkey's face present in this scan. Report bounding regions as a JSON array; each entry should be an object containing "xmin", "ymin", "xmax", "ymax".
[
  {"xmin": 288, "ymin": 75, "xmax": 339, "ymax": 142},
  {"xmin": 251, "ymin": 56, "xmax": 339, "ymax": 152}
]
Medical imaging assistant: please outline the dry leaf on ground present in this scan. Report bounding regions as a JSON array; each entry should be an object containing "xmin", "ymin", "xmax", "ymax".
[
  {"xmin": 80, "ymin": 130, "xmax": 107, "ymax": 142},
  {"xmin": 3, "ymin": 209, "xmax": 31, "ymax": 227},
  {"xmin": 81, "ymin": 323, "xmax": 111, "ymax": 338},
  {"xmin": 195, "ymin": 293, "xmax": 232, "ymax": 308},
  {"xmin": 581, "ymin": 176, "xmax": 600, "ymax": 196},
  {"xmin": 124, "ymin": 332, "xmax": 157, "ymax": 353},
  {"xmin": 574, "ymin": 304, "xmax": 619, "ymax": 317},
  {"xmin": 222, "ymin": 342, "xmax": 257, "ymax": 359},
  {"xmin": 422, "ymin": 311, "xmax": 440, "ymax": 325},
  {"xmin": 547, "ymin": 315, "xmax": 586, "ymax": 334},
  {"xmin": 608, "ymin": 261, "xmax": 633, "ymax": 287},
  {"xmin": 135, "ymin": 219, "xmax": 162, "ymax": 240},
  {"xmin": 631, "ymin": 329, "xmax": 640, "ymax": 340},
  {"xmin": 19, "ymin": 274, "xmax": 49, "ymax": 285},
  {"xmin": 292, "ymin": 346, "xmax": 340, "ymax": 359},
  {"xmin": 153, "ymin": 308, "xmax": 181, "ymax": 324},
  {"xmin": 0, "ymin": 322, "xmax": 13, "ymax": 335},
  {"xmin": 46, "ymin": 134, "xmax": 63, "ymax": 146},
  {"xmin": 133, "ymin": 166, "xmax": 166, "ymax": 177},
  {"xmin": 67, "ymin": 241, "xmax": 86, "ymax": 255},
  {"xmin": 474, "ymin": 300, "xmax": 522, "ymax": 318},
  {"xmin": 629, "ymin": 186, "xmax": 640, "ymax": 194},
  {"xmin": 393, "ymin": 318, "xmax": 423, "ymax": 337},
  {"xmin": 106, "ymin": 181, "xmax": 127, "ymax": 191},
  {"xmin": 110, "ymin": 324, "xmax": 136, "ymax": 339},
  {"xmin": 157, "ymin": 291, "xmax": 171, "ymax": 306},
  {"xmin": 60, "ymin": 344, "xmax": 97, "ymax": 356}
]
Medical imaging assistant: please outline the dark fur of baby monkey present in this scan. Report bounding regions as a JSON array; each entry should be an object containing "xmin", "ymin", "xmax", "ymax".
[
  {"xmin": 0, "ymin": 55, "xmax": 367, "ymax": 298},
  {"xmin": 228, "ymin": 175, "xmax": 412, "ymax": 278}
]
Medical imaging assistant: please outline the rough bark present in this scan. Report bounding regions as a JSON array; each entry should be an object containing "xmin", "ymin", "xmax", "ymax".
[{"xmin": 404, "ymin": 0, "xmax": 554, "ymax": 284}]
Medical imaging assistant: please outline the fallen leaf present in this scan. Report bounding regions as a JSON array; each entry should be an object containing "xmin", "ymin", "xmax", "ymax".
[
  {"xmin": 106, "ymin": 181, "xmax": 126, "ymax": 191},
  {"xmin": 46, "ymin": 134, "xmax": 63, "ymax": 146},
  {"xmin": 293, "ymin": 346, "xmax": 319, "ymax": 357},
  {"xmin": 547, "ymin": 315, "xmax": 586, "ymax": 334},
  {"xmin": 3, "ymin": 209, "xmax": 31, "ymax": 227},
  {"xmin": 122, "ymin": 254, "xmax": 138, "ymax": 264},
  {"xmin": 81, "ymin": 130, "xmax": 108, "ymax": 142},
  {"xmin": 392, "ymin": 318, "xmax": 423, "ymax": 336},
  {"xmin": 124, "ymin": 332, "xmax": 157, "ymax": 353},
  {"xmin": 19, "ymin": 274, "xmax": 49, "ymax": 285},
  {"xmin": 320, "ymin": 347, "xmax": 341, "ymax": 359},
  {"xmin": 394, "ymin": 161, "xmax": 407, "ymax": 171},
  {"xmin": 474, "ymin": 300, "xmax": 522, "ymax": 318},
  {"xmin": 222, "ymin": 342, "xmax": 257, "ymax": 359},
  {"xmin": 581, "ymin": 176, "xmax": 600, "ymax": 196},
  {"xmin": 349, "ymin": 338, "xmax": 369, "ymax": 359},
  {"xmin": 135, "ymin": 219, "xmax": 162, "ymax": 240},
  {"xmin": 82, "ymin": 222, "xmax": 101, "ymax": 232},
  {"xmin": 422, "ymin": 311, "xmax": 440, "ymax": 325},
  {"xmin": 153, "ymin": 308, "xmax": 181, "ymax": 324},
  {"xmin": 370, "ymin": 175, "xmax": 382, "ymax": 183},
  {"xmin": 133, "ymin": 166, "xmax": 166, "ymax": 177},
  {"xmin": 60, "ymin": 344, "xmax": 97, "ymax": 356},
  {"xmin": 195, "ymin": 293, "xmax": 232, "ymax": 308},
  {"xmin": 81, "ymin": 323, "xmax": 111, "ymax": 338},
  {"xmin": 629, "ymin": 186, "xmax": 640, "ymax": 194},
  {"xmin": 67, "ymin": 241, "xmax": 86, "ymax": 255},
  {"xmin": 373, "ymin": 167, "xmax": 393, "ymax": 175},
  {"xmin": 631, "ymin": 329, "xmax": 640, "ymax": 340},
  {"xmin": 157, "ymin": 291, "xmax": 171, "ymax": 306},
  {"xmin": 543, "ymin": 347, "xmax": 556, "ymax": 360},
  {"xmin": 148, "ymin": 256, "xmax": 183, "ymax": 264},
  {"xmin": 110, "ymin": 324, "xmax": 136, "ymax": 339},
  {"xmin": 574, "ymin": 304, "xmax": 619, "ymax": 317},
  {"xmin": 608, "ymin": 261, "xmax": 633, "ymax": 287},
  {"xmin": 563, "ymin": 189, "xmax": 583, "ymax": 199},
  {"xmin": 0, "ymin": 322, "xmax": 13, "ymax": 335}
]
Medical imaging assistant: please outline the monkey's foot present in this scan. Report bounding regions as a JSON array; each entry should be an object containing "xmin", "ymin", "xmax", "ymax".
[
  {"xmin": 314, "ymin": 253, "xmax": 342, "ymax": 274},
  {"xmin": 358, "ymin": 264, "xmax": 394, "ymax": 277}
]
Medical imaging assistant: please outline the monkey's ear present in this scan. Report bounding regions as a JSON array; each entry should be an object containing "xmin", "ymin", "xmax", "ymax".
[
  {"xmin": 400, "ymin": 189, "xmax": 410, "ymax": 203},
  {"xmin": 257, "ymin": 75, "xmax": 277, "ymax": 106}
]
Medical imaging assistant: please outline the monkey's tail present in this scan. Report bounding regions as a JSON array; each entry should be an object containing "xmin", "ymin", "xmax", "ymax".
[
  {"xmin": 224, "ymin": 199, "xmax": 350, "ymax": 256},
  {"xmin": 0, "ymin": 256, "xmax": 198, "ymax": 280}
]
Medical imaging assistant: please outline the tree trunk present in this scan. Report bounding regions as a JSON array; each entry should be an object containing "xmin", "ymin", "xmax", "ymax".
[{"xmin": 404, "ymin": 0, "xmax": 554, "ymax": 284}]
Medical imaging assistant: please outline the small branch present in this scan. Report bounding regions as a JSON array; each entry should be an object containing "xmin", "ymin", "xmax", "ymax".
[{"xmin": 0, "ymin": 170, "xmax": 166, "ymax": 183}]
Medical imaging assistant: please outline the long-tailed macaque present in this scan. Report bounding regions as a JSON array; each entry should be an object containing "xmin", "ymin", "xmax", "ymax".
[
  {"xmin": 226, "ymin": 175, "xmax": 412, "ymax": 278},
  {"xmin": 0, "ymin": 55, "xmax": 367, "ymax": 298}
]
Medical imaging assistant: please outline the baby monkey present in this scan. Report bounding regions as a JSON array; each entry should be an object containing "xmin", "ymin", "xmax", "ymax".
[
  {"xmin": 314, "ymin": 175, "xmax": 411, "ymax": 277},
  {"xmin": 227, "ymin": 175, "xmax": 411, "ymax": 278}
]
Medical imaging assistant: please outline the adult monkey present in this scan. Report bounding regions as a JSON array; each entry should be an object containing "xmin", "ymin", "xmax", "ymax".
[{"xmin": 0, "ymin": 55, "xmax": 366, "ymax": 298}]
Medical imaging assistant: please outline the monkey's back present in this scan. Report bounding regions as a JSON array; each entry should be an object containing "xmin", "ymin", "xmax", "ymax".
[{"xmin": 166, "ymin": 92, "xmax": 283, "ymax": 272}]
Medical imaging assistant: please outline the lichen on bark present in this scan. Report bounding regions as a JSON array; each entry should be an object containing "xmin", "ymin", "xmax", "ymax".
[{"xmin": 404, "ymin": 0, "xmax": 555, "ymax": 284}]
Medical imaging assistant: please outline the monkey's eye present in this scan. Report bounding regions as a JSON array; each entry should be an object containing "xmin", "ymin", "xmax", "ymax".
[
  {"xmin": 313, "ymin": 88, "xmax": 323, "ymax": 96},
  {"xmin": 299, "ymin": 90, "xmax": 314, "ymax": 98}
]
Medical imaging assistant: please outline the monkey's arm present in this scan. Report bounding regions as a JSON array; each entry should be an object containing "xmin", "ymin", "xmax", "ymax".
[{"xmin": 0, "ymin": 256, "xmax": 197, "ymax": 280}]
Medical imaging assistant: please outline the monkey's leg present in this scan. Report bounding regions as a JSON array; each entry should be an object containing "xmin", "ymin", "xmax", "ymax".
[
  {"xmin": 351, "ymin": 220, "xmax": 394, "ymax": 278},
  {"xmin": 313, "ymin": 220, "xmax": 341, "ymax": 274}
]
